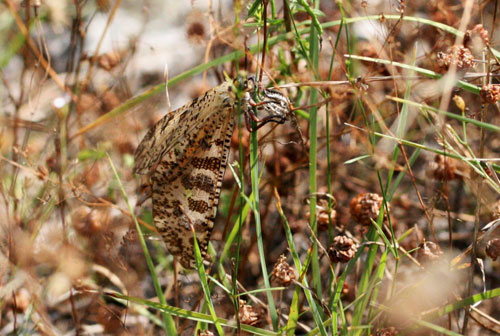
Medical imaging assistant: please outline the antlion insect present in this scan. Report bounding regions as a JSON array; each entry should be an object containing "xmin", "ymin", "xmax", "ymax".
[{"xmin": 133, "ymin": 76, "xmax": 290, "ymax": 268}]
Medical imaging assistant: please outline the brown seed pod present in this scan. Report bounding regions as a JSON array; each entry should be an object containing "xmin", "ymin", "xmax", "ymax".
[
  {"xmin": 72, "ymin": 206, "xmax": 108, "ymax": 236},
  {"xmin": 375, "ymin": 327, "xmax": 398, "ymax": 336},
  {"xmin": 427, "ymin": 154, "xmax": 456, "ymax": 181},
  {"xmin": 306, "ymin": 199, "xmax": 337, "ymax": 231},
  {"xmin": 480, "ymin": 84, "xmax": 500, "ymax": 104},
  {"xmin": 328, "ymin": 236, "xmax": 358, "ymax": 263},
  {"xmin": 436, "ymin": 45, "xmax": 474, "ymax": 70},
  {"xmin": 317, "ymin": 199, "xmax": 337, "ymax": 231},
  {"xmin": 187, "ymin": 21, "xmax": 206, "ymax": 42},
  {"xmin": 97, "ymin": 51, "xmax": 122, "ymax": 71},
  {"xmin": 417, "ymin": 240, "xmax": 443, "ymax": 263},
  {"xmin": 238, "ymin": 299, "xmax": 261, "ymax": 326},
  {"xmin": 271, "ymin": 254, "xmax": 296, "ymax": 287},
  {"xmin": 350, "ymin": 193, "xmax": 387, "ymax": 226},
  {"xmin": 465, "ymin": 24, "xmax": 489, "ymax": 47},
  {"xmin": 486, "ymin": 238, "xmax": 500, "ymax": 261}
]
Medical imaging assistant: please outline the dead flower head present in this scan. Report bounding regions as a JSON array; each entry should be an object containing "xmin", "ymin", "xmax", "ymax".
[
  {"xmin": 436, "ymin": 45, "xmax": 474, "ymax": 70},
  {"xmin": 417, "ymin": 240, "xmax": 443, "ymax": 264},
  {"xmin": 486, "ymin": 238, "xmax": 500, "ymax": 261},
  {"xmin": 480, "ymin": 84, "xmax": 500, "ymax": 104},
  {"xmin": 375, "ymin": 327, "xmax": 398, "ymax": 336},
  {"xmin": 306, "ymin": 198, "xmax": 337, "ymax": 231},
  {"xmin": 328, "ymin": 236, "xmax": 358, "ymax": 263},
  {"xmin": 350, "ymin": 193, "xmax": 388, "ymax": 227},
  {"xmin": 427, "ymin": 154, "xmax": 457, "ymax": 181},
  {"xmin": 465, "ymin": 24, "xmax": 489, "ymax": 52},
  {"xmin": 271, "ymin": 254, "xmax": 296, "ymax": 287},
  {"xmin": 238, "ymin": 299, "xmax": 261, "ymax": 326}
]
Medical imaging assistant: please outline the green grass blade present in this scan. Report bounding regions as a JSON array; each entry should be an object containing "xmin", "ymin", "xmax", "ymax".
[
  {"xmin": 107, "ymin": 292, "xmax": 279, "ymax": 336},
  {"xmin": 107, "ymin": 154, "xmax": 177, "ymax": 335},
  {"xmin": 192, "ymin": 227, "xmax": 225, "ymax": 336},
  {"xmin": 388, "ymin": 96, "xmax": 500, "ymax": 132}
]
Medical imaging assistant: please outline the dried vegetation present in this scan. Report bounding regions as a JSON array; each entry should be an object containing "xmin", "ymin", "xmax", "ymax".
[{"xmin": 1, "ymin": 0, "xmax": 500, "ymax": 335}]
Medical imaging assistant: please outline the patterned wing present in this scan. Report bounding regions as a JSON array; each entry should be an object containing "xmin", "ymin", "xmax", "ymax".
[
  {"xmin": 133, "ymin": 82, "xmax": 233, "ymax": 175},
  {"xmin": 151, "ymin": 106, "xmax": 234, "ymax": 268}
]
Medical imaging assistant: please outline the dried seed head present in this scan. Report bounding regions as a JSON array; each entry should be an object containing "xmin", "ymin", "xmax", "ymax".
[
  {"xmin": 97, "ymin": 51, "xmax": 122, "ymax": 70},
  {"xmin": 375, "ymin": 327, "xmax": 398, "ymax": 336},
  {"xmin": 72, "ymin": 206, "xmax": 92, "ymax": 235},
  {"xmin": 186, "ymin": 11, "xmax": 206, "ymax": 44},
  {"xmin": 198, "ymin": 331, "xmax": 215, "ymax": 336},
  {"xmin": 328, "ymin": 236, "xmax": 358, "ymax": 263},
  {"xmin": 350, "ymin": 193, "xmax": 387, "ymax": 226},
  {"xmin": 436, "ymin": 45, "xmax": 474, "ymax": 70},
  {"xmin": 77, "ymin": 92, "xmax": 101, "ymax": 115},
  {"xmin": 36, "ymin": 165, "xmax": 49, "ymax": 181},
  {"xmin": 96, "ymin": 0, "xmax": 110, "ymax": 11},
  {"xmin": 465, "ymin": 24, "xmax": 489, "ymax": 47},
  {"xmin": 480, "ymin": 84, "xmax": 500, "ymax": 104},
  {"xmin": 427, "ymin": 155, "xmax": 456, "ymax": 181},
  {"xmin": 238, "ymin": 300, "xmax": 261, "ymax": 326},
  {"xmin": 317, "ymin": 199, "xmax": 337, "ymax": 231},
  {"xmin": 357, "ymin": 41, "xmax": 385, "ymax": 73},
  {"xmin": 306, "ymin": 199, "xmax": 337, "ymax": 231},
  {"xmin": 187, "ymin": 21, "xmax": 206, "ymax": 42},
  {"xmin": 417, "ymin": 241, "xmax": 443, "ymax": 263},
  {"xmin": 486, "ymin": 238, "xmax": 500, "ymax": 261},
  {"xmin": 101, "ymin": 90, "xmax": 121, "ymax": 113},
  {"xmin": 271, "ymin": 254, "xmax": 296, "ymax": 287},
  {"xmin": 72, "ymin": 207, "xmax": 108, "ymax": 236}
]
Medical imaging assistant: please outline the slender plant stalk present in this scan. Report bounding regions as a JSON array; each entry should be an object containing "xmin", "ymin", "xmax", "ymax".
[{"xmin": 107, "ymin": 155, "xmax": 177, "ymax": 335}]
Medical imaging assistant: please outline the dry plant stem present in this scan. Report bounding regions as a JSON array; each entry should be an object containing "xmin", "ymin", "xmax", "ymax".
[
  {"xmin": 164, "ymin": 64, "xmax": 172, "ymax": 112},
  {"xmin": 68, "ymin": 1, "xmax": 86, "ymax": 143},
  {"xmin": 230, "ymin": 274, "xmax": 312, "ymax": 332},
  {"xmin": 173, "ymin": 261, "xmax": 179, "ymax": 327},
  {"xmin": 12, "ymin": 291, "xmax": 17, "ymax": 333},
  {"xmin": 72, "ymin": 189, "xmax": 157, "ymax": 232},
  {"xmin": 259, "ymin": 0, "xmax": 269, "ymax": 83},
  {"xmin": 363, "ymin": 95, "xmax": 436, "ymax": 240},
  {"xmin": 464, "ymin": 5, "xmax": 488, "ymax": 333},
  {"xmin": 437, "ymin": 0, "xmax": 473, "ymax": 116},
  {"xmin": 440, "ymin": 188, "xmax": 454, "ymax": 250},
  {"xmin": 398, "ymin": 143, "xmax": 437, "ymax": 241},
  {"xmin": 69, "ymin": 287, "xmax": 80, "ymax": 336},
  {"xmin": 470, "ymin": 306, "xmax": 500, "ymax": 333},
  {"xmin": 66, "ymin": 1, "xmax": 78, "ymax": 78},
  {"xmin": 83, "ymin": 0, "xmax": 122, "ymax": 89},
  {"xmin": 220, "ymin": 184, "xmax": 240, "ymax": 244},
  {"xmin": 237, "ymin": 211, "xmax": 254, "ymax": 279},
  {"xmin": 202, "ymin": 0, "xmax": 216, "ymax": 87},
  {"xmin": 5, "ymin": 0, "xmax": 77, "ymax": 101}
]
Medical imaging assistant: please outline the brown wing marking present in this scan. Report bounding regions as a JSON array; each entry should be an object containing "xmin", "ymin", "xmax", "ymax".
[{"xmin": 151, "ymin": 107, "xmax": 234, "ymax": 268}]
